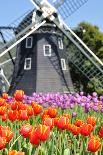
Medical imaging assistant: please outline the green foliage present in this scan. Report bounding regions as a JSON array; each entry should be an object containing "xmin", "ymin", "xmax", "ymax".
[
  {"xmin": 87, "ymin": 77, "xmax": 103, "ymax": 95},
  {"xmin": 75, "ymin": 22, "xmax": 103, "ymax": 59}
]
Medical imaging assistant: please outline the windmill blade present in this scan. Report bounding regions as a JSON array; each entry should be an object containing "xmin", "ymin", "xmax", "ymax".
[
  {"xmin": 53, "ymin": 19, "xmax": 103, "ymax": 88},
  {"xmin": 0, "ymin": 19, "xmax": 46, "ymax": 59},
  {"xmin": 31, "ymin": 0, "xmax": 89, "ymax": 19},
  {"xmin": 50, "ymin": 0, "xmax": 88, "ymax": 19}
]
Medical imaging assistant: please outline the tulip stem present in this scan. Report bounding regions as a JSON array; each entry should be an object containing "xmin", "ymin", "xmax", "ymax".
[{"xmin": 9, "ymin": 135, "xmax": 22, "ymax": 151}]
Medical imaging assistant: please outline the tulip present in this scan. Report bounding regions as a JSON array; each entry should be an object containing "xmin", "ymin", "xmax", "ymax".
[
  {"xmin": 14, "ymin": 90, "xmax": 24, "ymax": 101},
  {"xmin": 75, "ymin": 119, "xmax": 84, "ymax": 127},
  {"xmin": 98, "ymin": 125, "xmax": 103, "ymax": 137},
  {"xmin": 32, "ymin": 102, "xmax": 43, "ymax": 115},
  {"xmin": 0, "ymin": 128, "xmax": 13, "ymax": 142},
  {"xmin": 71, "ymin": 125, "xmax": 81, "ymax": 135},
  {"xmin": 0, "ymin": 98, "xmax": 5, "ymax": 106},
  {"xmin": 29, "ymin": 128, "xmax": 40, "ymax": 145},
  {"xmin": 0, "ymin": 137, "xmax": 6, "ymax": 150},
  {"xmin": 48, "ymin": 107, "xmax": 57, "ymax": 118},
  {"xmin": 43, "ymin": 118, "xmax": 54, "ymax": 130},
  {"xmin": 86, "ymin": 116, "xmax": 97, "ymax": 127},
  {"xmin": 87, "ymin": 136, "xmax": 101, "ymax": 152},
  {"xmin": 2, "ymin": 92, "xmax": 8, "ymax": 99},
  {"xmin": 19, "ymin": 124, "xmax": 33, "ymax": 138},
  {"xmin": 2, "ymin": 114, "xmax": 7, "ymax": 121},
  {"xmin": 18, "ymin": 110, "xmax": 28, "ymax": 120},
  {"xmin": 41, "ymin": 110, "xmax": 49, "ymax": 119},
  {"xmin": 0, "ymin": 106, "xmax": 7, "ymax": 115},
  {"xmin": 8, "ymin": 150, "xmax": 25, "ymax": 155},
  {"xmin": 8, "ymin": 110, "xmax": 18, "ymax": 121},
  {"xmin": 35, "ymin": 124, "xmax": 50, "ymax": 141},
  {"xmin": 80, "ymin": 123, "xmax": 94, "ymax": 136},
  {"xmin": 56, "ymin": 116, "xmax": 69, "ymax": 130}
]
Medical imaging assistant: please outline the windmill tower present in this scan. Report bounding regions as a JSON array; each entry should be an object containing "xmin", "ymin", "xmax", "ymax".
[{"xmin": 0, "ymin": 0, "xmax": 103, "ymax": 96}]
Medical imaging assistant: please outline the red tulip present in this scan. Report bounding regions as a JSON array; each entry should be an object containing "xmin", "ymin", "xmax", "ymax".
[
  {"xmin": 88, "ymin": 136, "xmax": 101, "ymax": 152},
  {"xmin": 2, "ymin": 114, "xmax": 7, "ymax": 121},
  {"xmin": 17, "ymin": 102, "xmax": 27, "ymax": 110},
  {"xmin": 14, "ymin": 90, "xmax": 24, "ymax": 101},
  {"xmin": 56, "ymin": 116, "xmax": 69, "ymax": 130},
  {"xmin": 18, "ymin": 110, "xmax": 28, "ymax": 120},
  {"xmin": 80, "ymin": 123, "xmax": 94, "ymax": 136},
  {"xmin": 8, "ymin": 110, "xmax": 18, "ymax": 121},
  {"xmin": 75, "ymin": 119, "xmax": 84, "ymax": 127},
  {"xmin": 43, "ymin": 118, "xmax": 54, "ymax": 129},
  {"xmin": 11, "ymin": 102, "xmax": 18, "ymax": 110},
  {"xmin": 35, "ymin": 124, "xmax": 50, "ymax": 141},
  {"xmin": 86, "ymin": 116, "xmax": 97, "ymax": 127},
  {"xmin": 98, "ymin": 125, "xmax": 103, "ymax": 137},
  {"xmin": 30, "ymin": 128, "xmax": 40, "ymax": 145},
  {"xmin": 0, "ymin": 137, "xmax": 6, "ymax": 150},
  {"xmin": 19, "ymin": 124, "xmax": 33, "ymax": 138},
  {"xmin": 48, "ymin": 107, "xmax": 57, "ymax": 118}
]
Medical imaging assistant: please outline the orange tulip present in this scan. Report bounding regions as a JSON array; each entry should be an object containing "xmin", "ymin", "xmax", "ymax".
[
  {"xmin": 0, "ymin": 128, "xmax": 13, "ymax": 142},
  {"xmin": 48, "ymin": 107, "xmax": 57, "ymax": 118},
  {"xmin": 8, "ymin": 150, "xmax": 25, "ymax": 155},
  {"xmin": 32, "ymin": 102, "xmax": 43, "ymax": 115},
  {"xmin": 80, "ymin": 123, "xmax": 94, "ymax": 136},
  {"xmin": 0, "ymin": 137, "xmax": 6, "ymax": 150},
  {"xmin": 0, "ymin": 98, "xmax": 5, "ymax": 106},
  {"xmin": 63, "ymin": 113, "xmax": 71, "ymax": 119},
  {"xmin": 86, "ymin": 116, "xmax": 97, "ymax": 127},
  {"xmin": 70, "ymin": 125, "xmax": 81, "ymax": 135},
  {"xmin": 27, "ymin": 106, "xmax": 34, "ymax": 117},
  {"xmin": 88, "ymin": 136, "xmax": 101, "ymax": 152},
  {"xmin": 0, "ymin": 106, "xmax": 7, "ymax": 115},
  {"xmin": 2, "ymin": 92, "xmax": 8, "ymax": 99},
  {"xmin": 14, "ymin": 90, "xmax": 24, "ymax": 101},
  {"xmin": 19, "ymin": 124, "xmax": 33, "ymax": 138},
  {"xmin": 41, "ymin": 110, "xmax": 49, "ymax": 119},
  {"xmin": 75, "ymin": 119, "xmax": 84, "ymax": 127}
]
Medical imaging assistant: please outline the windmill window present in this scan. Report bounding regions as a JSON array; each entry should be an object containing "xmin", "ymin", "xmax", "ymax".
[
  {"xmin": 26, "ymin": 37, "xmax": 33, "ymax": 48},
  {"xmin": 43, "ymin": 45, "xmax": 51, "ymax": 56},
  {"xmin": 58, "ymin": 38, "xmax": 63, "ymax": 49},
  {"xmin": 24, "ymin": 58, "xmax": 31, "ymax": 70},
  {"xmin": 61, "ymin": 58, "xmax": 67, "ymax": 70}
]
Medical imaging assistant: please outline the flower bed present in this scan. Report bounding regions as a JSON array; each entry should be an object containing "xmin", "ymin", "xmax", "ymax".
[{"xmin": 0, "ymin": 90, "xmax": 103, "ymax": 154}]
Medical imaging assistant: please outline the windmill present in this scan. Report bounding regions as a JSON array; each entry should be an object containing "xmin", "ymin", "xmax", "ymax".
[{"xmin": 0, "ymin": 0, "xmax": 103, "ymax": 96}]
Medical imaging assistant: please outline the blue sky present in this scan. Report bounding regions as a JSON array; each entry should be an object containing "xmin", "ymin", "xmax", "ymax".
[{"xmin": 0, "ymin": 0, "xmax": 103, "ymax": 32}]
